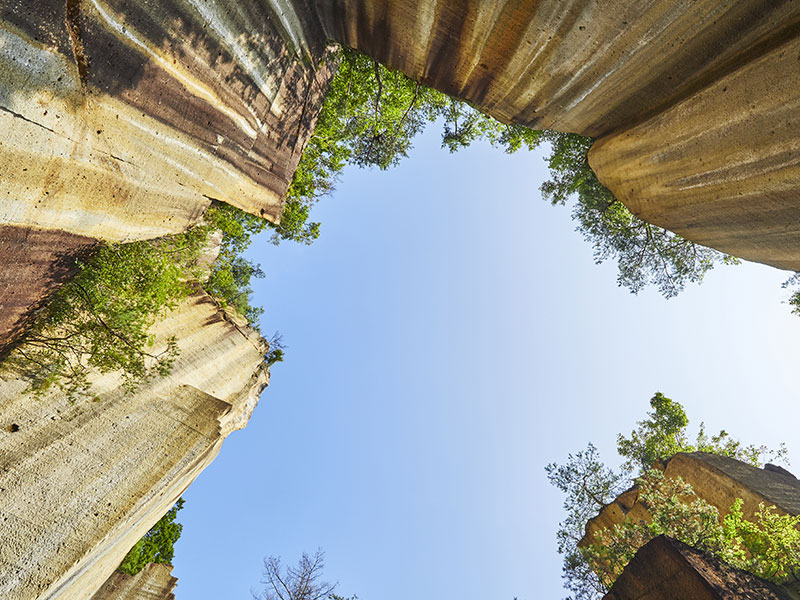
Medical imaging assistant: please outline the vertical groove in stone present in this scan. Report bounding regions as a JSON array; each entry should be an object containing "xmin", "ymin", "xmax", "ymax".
[{"xmin": 589, "ymin": 35, "xmax": 800, "ymax": 270}]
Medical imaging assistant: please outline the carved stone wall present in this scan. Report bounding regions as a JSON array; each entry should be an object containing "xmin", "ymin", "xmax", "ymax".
[
  {"xmin": 89, "ymin": 564, "xmax": 177, "ymax": 600},
  {"xmin": 0, "ymin": 0, "xmax": 333, "ymax": 344},
  {"xmin": 0, "ymin": 292, "xmax": 266, "ymax": 600},
  {"xmin": 582, "ymin": 452, "xmax": 800, "ymax": 547}
]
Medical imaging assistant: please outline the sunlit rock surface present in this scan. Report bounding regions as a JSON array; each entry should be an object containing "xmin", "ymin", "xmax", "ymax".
[
  {"xmin": 318, "ymin": 0, "xmax": 800, "ymax": 269},
  {"xmin": 0, "ymin": 292, "xmax": 267, "ymax": 600},
  {"xmin": 603, "ymin": 536, "xmax": 797, "ymax": 600},
  {"xmin": 89, "ymin": 564, "xmax": 177, "ymax": 600},
  {"xmin": 589, "ymin": 35, "xmax": 800, "ymax": 270},
  {"xmin": 0, "ymin": 0, "xmax": 333, "ymax": 343},
  {"xmin": 2, "ymin": 2, "xmax": 800, "ymax": 598},
  {"xmin": 581, "ymin": 453, "xmax": 800, "ymax": 548}
]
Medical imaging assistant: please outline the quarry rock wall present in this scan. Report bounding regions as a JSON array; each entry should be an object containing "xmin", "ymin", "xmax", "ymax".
[
  {"xmin": 0, "ymin": 0, "xmax": 333, "ymax": 345},
  {"xmin": 318, "ymin": 0, "xmax": 800, "ymax": 270},
  {"xmin": 582, "ymin": 452, "xmax": 800, "ymax": 547},
  {"xmin": 89, "ymin": 564, "xmax": 177, "ymax": 600},
  {"xmin": 0, "ymin": 292, "xmax": 267, "ymax": 600},
  {"xmin": 602, "ymin": 536, "xmax": 796, "ymax": 600},
  {"xmin": 2, "ymin": 2, "xmax": 800, "ymax": 599}
]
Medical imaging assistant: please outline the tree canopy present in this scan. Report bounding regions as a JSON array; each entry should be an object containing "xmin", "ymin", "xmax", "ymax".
[
  {"xmin": 275, "ymin": 46, "xmax": 734, "ymax": 300},
  {"xmin": 546, "ymin": 392, "xmax": 790, "ymax": 600},
  {"xmin": 0, "ymin": 202, "xmax": 274, "ymax": 400}
]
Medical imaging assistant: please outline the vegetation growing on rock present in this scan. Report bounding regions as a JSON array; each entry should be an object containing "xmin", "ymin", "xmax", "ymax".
[
  {"xmin": 119, "ymin": 499, "xmax": 184, "ymax": 576},
  {"xmin": 276, "ymin": 46, "xmax": 735, "ymax": 299},
  {"xmin": 546, "ymin": 393, "xmax": 791, "ymax": 599},
  {"xmin": 0, "ymin": 202, "xmax": 272, "ymax": 400}
]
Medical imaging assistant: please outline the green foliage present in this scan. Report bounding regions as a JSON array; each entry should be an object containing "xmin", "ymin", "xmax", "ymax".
[
  {"xmin": 279, "ymin": 48, "xmax": 731, "ymax": 299},
  {"xmin": 1, "ymin": 239, "xmax": 196, "ymax": 400},
  {"xmin": 203, "ymin": 202, "xmax": 267, "ymax": 327},
  {"xmin": 119, "ymin": 498, "xmax": 185, "ymax": 576},
  {"xmin": 264, "ymin": 332, "xmax": 286, "ymax": 367},
  {"xmin": 1, "ymin": 202, "xmax": 271, "ymax": 399},
  {"xmin": 540, "ymin": 132, "xmax": 739, "ymax": 298},
  {"xmin": 582, "ymin": 471, "xmax": 800, "ymax": 592},
  {"xmin": 617, "ymin": 392, "xmax": 788, "ymax": 475},
  {"xmin": 274, "ymin": 46, "xmax": 537, "ymax": 245},
  {"xmin": 547, "ymin": 393, "xmax": 790, "ymax": 599}
]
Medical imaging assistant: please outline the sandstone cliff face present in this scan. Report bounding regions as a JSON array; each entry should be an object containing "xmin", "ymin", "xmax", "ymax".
[
  {"xmin": 603, "ymin": 536, "xmax": 796, "ymax": 600},
  {"xmin": 318, "ymin": 0, "xmax": 800, "ymax": 270},
  {"xmin": 582, "ymin": 453, "xmax": 800, "ymax": 547},
  {"xmin": 2, "ymin": 3, "xmax": 800, "ymax": 599},
  {"xmin": 0, "ymin": 292, "xmax": 266, "ymax": 600},
  {"xmin": 0, "ymin": 0, "xmax": 333, "ymax": 344},
  {"xmin": 89, "ymin": 564, "xmax": 177, "ymax": 600}
]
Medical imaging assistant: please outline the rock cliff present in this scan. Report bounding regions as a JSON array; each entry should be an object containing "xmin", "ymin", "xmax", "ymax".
[
  {"xmin": 2, "ymin": 2, "xmax": 800, "ymax": 599},
  {"xmin": 603, "ymin": 535, "xmax": 797, "ymax": 600},
  {"xmin": 89, "ymin": 564, "xmax": 177, "ymax": 600},
  {"xmin": 0, "ymin": 0, "xmax": 333, "ymax": 344},
  {"xmin": 317, "ymin": 0, "xmax": 800, "ymax": 269},
  {"xmin": 0, "ymin": 292, "xmax": 266, "ymax": 600},
  {"xmin": 582, "ymin": 452, "xmax": 800, "ymax": 547}
]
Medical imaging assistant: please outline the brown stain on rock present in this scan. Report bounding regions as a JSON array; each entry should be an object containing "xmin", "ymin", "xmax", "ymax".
[
  {"xmin": 89, "ymin": 563, "xmax": 177, "ymax": 600},
  {"xmin": 0, "ymin": 225, "xmax": 96, "ymax": 349},
  {"xmin": 603, "ymin": 536, "xmax": 795, "ymax": 600}
]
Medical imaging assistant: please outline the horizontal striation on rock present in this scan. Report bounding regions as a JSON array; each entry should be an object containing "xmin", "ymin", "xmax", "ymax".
[
  {"xmin": 0, "ymin": 292, "xmax": 267, "ymax": 600},
  {"xmin": 317, "ymin": 0, "xmax": 800, "ymax": 137},
  {"xmin": 89, "ymin": 563, "xmax": 177, "ymax": 600},
  {"xmin": 589, "ymin": 35, "xmax": 800, "ymax": 270},
  {"xmin": 0, "ymin": 0, "xmax": 332, "ymax": 241}
]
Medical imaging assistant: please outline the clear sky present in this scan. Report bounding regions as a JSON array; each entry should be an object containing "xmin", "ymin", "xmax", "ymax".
[{"xmin": 172, "ymin": 124, "xmax": 800, "ymax": 600}]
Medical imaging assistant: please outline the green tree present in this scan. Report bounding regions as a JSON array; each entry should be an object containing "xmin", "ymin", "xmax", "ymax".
[
  {"xmin": 546, "ymin": 393, "xmax": 790, "ymax": 599},
  {"xmin": 119, "ymin": 498, "xmax": 185, "ymax": 576},
  {"xmin": 539, "ymin": 132, "xmax": 739, "ymax": 298},
  {"xmin": 617, "ymin": 392, "xmax": 787, "ymax": 475},
  {"xmin": 274, "ymin": 46, "xmax": 536, "ymax": 246},
  {"xmin": 277, "ymin": 47, "xmax": 729, "ymax": 300},
  {"xmin": 582, "ymin": 471, "xmax": 800, "ymax": 591},
  {"xmin": 1, "ymin": 202, "xmax": 272, "ymax": 399}
]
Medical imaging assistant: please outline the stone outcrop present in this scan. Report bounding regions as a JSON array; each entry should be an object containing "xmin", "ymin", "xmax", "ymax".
[
  {"xmin": 317, "ymin": 0, "xmax": 800, "ymax": 269},
  {"xmin": 0, "ymin": 0, "xmax": 334, "ymax": 344},
  {"xmin": 603, "ymin": 535, "xmax": 797, "ymax": 600},
  {"xmin": 582, "ymin": 452, "xmax": 800, "ymax": 547},
  {"xmin": 0, "ymin": 292, "xmax": 267, "ymax": 600},
  {"xmin": 2, "ymin": 2, "xmax": 800, "ymax": 599},
  {"xmin": 89, "ymin": 564, "xmax": 177, "ymax": 600}
]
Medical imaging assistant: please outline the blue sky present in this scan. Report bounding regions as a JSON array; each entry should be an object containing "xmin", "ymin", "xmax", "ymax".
[{"xmin": 172, "ymin": 124, "xmax": 800, "ymax": 599}]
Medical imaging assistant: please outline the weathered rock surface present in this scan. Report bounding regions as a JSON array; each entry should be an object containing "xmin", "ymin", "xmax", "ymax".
[
  {"xmin": 0, "ymin": 226, "xmax": 95, "ymax": 348},
  {"xmin": 89, "ymin": 564, "xmax": 176, "ymax": 600},
  {"xmin": 582, "ymin": 452, "xmax": 800, "ymax": 547},
  {"xmin": 318, "ymin": 0, "xmax": 800, "ymax": 270},
  {"xmin": 0, "ymin": 0, "xmax": 333, "ymax": 344},
  {"xmin": 0, "ymin": 292, "xmax": 267, "ymax": 600},
  {"xmin": 603, "ymin": 535, "xmax": 796, "ymax": 600},
  {"xmin": 590, "ymin": 34, "xmax": 800, "ymax": 270}
]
